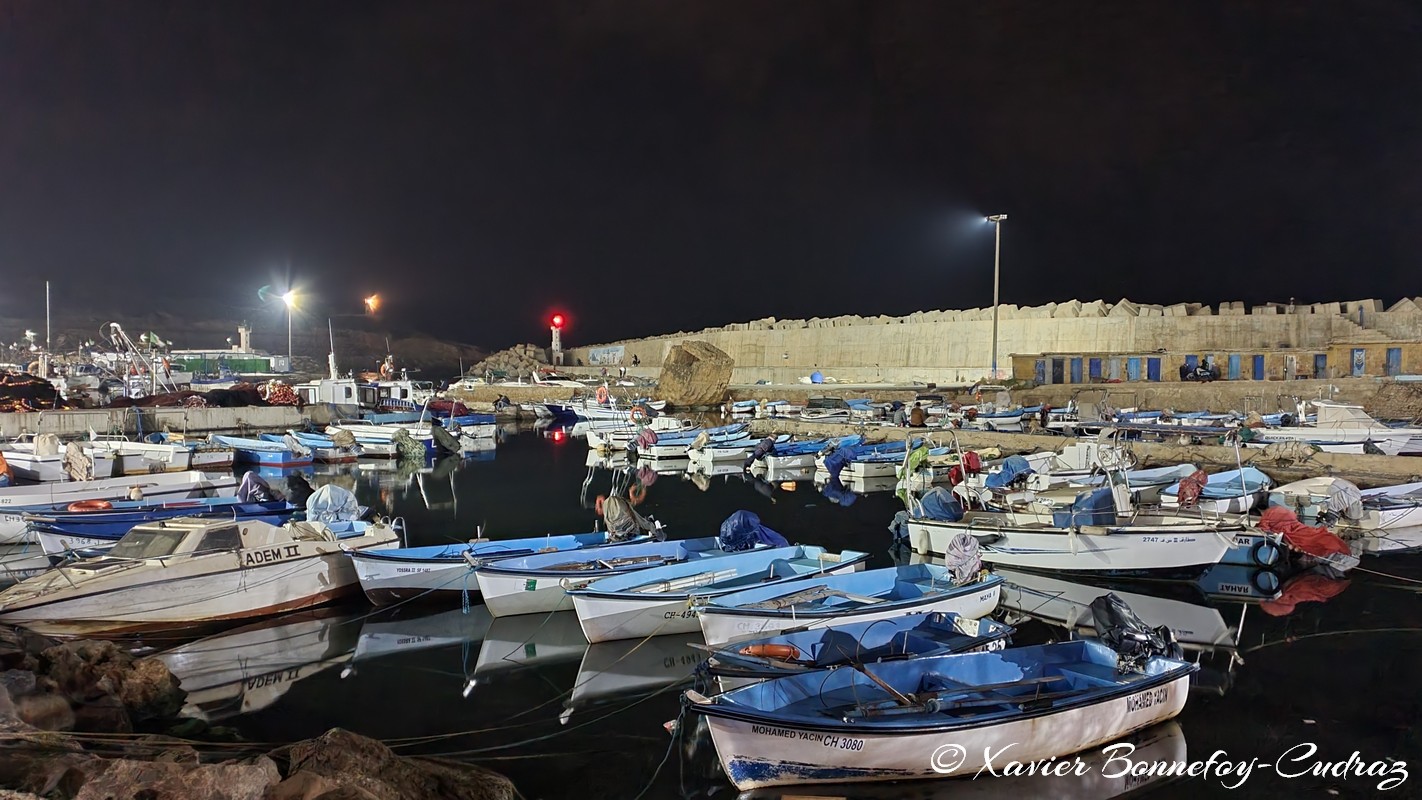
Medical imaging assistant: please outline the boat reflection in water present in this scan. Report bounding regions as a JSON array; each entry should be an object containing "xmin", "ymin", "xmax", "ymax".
[
  {"xmin": 155, "ymin": 607, "xmax": 362, "ymax": 722},
  {"xmin": 347, "ymin": 605, "xmax": 494, "ymax": 686},
  {"xmin": 722, "ymin": 720, "xmax": 1187, "ymax": 800},
  {"xmin": 560, "ymin": 632, "xmax": 702, "ymax": 724},
  {"xmin": 473, "ymin": 611, "xmax": 590, "ymax": 694}
]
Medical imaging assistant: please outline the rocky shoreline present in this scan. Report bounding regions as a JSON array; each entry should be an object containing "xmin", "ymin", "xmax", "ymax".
[{"xmin": 0, "ymin": 626, "xmax": 515, "ymax": 800}]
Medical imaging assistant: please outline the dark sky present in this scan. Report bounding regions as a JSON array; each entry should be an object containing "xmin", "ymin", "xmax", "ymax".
[{"xmin": 3, "ymin": 1, "xmax": 1421, "ymax": 349}]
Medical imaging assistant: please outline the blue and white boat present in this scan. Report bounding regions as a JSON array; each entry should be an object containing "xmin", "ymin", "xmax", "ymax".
[
  {"xmin": 686, "ymin": 639, "xmax": 1196, "ymax": 789},
  {"xmin": 210, "ymin": 435, "xmax": 314, "ymax": 468},
  {"xmin": 349, "ymin": 530, "xmax": 649, "ymax": 606},
  {"xmin": 699, "ymin": 612, "xmax": 1014, "ymax": 681},
  {"xmin": 750, "ymin": 435, "xmax": 862, "ymax": 472},
  {"xmin": 694, "ymin": 564, "xmax": 1004, "ymax": 647},
  {"xmin": 636, "ymin": 423, "xmax": 751, "ymax": 459},
  {"xmin": 568, "ymin": 544, "xmax": 870, "ymax": 643},
  {"xmin": 1160, "ymin": 467, "xmax": 1273, "ymax": 515},
  {"xmin": 688, "ymin": 434, "xmax": 791, "ymax": 465},
  {"xmin": 261, "ymin": 432, "xmax": 360, "ymax": 463},
  {"xmin": 476, "ymin": 535, "xmax": 727, "ymax": 618},
  {"xmin": 0, "ymin": 471, "xmax": 240, "ymax": 546},
  {"xmin": 30, "ymin": 500, "xmax": 300, "ymax": 559}
]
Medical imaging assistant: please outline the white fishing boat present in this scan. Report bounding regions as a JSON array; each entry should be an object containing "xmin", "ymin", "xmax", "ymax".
[
  {"xmin": 1250, "ymin": 399, "xmax": 1420, "ymax": 455},
  {"xmin": 87, "ymin": 437, "xmax": 193, "ymax": 474},
  {"xmin": 1158, "ymin": 467, "xmax": 1272, "ymax": 516},
  {"xmin": 152, "ymin": 433, "xmax": 236, "ymax": 470},
  {"xmin": 0, "ymin": 437, "xmax": 116, "ymax": 483},
  {"xmin": 686, "ymin": 638, "xmax": 1196, "ymax": 790},
  {"xmin": 906, "ymin": 486, "xmax": 1238, "ymax": 576},
  {"xmin": 695, "ymin": 564, "xmax": 1004, "ymax": 648},
  {"xmin": 568, "ymin": 545, "xmax": 870, "ymax": 643},
  {"xmin": 0, "ymin": 515, "xmax": 401, "ymax": 630},
  {"xmin": 688, "ymin": 435, "xmax": 790, "ymax": 467},
  {"xmin": 350, "ymin": 530, "xmax": 640, "ymax": 606},
  {"xmin": 0, "ymin": 470, "xmax": 238, "ymax": 546},
  {"xmin": 475, "ymin": 535, "xmax": 722, "ymax": 618},
  {"xmin": 1273, "ymin": 476, "xmax": 1422, "ymax": 552}
]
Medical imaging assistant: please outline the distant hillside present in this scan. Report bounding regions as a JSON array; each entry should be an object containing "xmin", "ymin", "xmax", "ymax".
[{"xmin": 0, "ymin": 312, "xmax": 487, "ymax": 380}]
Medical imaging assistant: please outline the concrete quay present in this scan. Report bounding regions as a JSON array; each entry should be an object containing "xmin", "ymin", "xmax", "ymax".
[
  {"xmin": 0, "ymin": 406, "xmax": 305, "ymax": 439},
  {"xmin": 746, "ymin": 418, "xmax": 1422, "ymax": 490}
]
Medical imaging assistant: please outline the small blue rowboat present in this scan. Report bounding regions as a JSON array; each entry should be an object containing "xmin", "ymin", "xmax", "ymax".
[
  {"xmin": 698, "ymin": 611, "xmax": 1014, "ymax": 681},
  {"xmin": 210, "ymin": 435, "xmax": 314, "ymax": 468},
  {"xmin": 686, "ymin": 639, "xmax": 1198, "ymax": 790},
  {"xmin": 348, "ymin": 530, "xmax": 650, "ymax": 606}
]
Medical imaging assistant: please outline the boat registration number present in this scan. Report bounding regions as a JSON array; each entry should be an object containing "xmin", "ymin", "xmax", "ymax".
[
  {"xmin": 750, "ymin": 724, "xmax": 865, "ymax": 751},
  {"xmin": 244, "ymin": 544, "xmax": 302, "ymax": 566},
  {"xmin": 664, "ymin": 609, "xmax": 699, "ymax": 620},
  {"xmin": 1139, "ymin": 536, "xmax": 1196, "ymax": 544},
  {"xmin": 1124, "ymin": 685, "xmax": 1169, "ymax": 713}
]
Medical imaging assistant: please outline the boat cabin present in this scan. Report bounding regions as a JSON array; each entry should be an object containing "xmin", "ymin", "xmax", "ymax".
[{"xmin": 98, "ymin": 516, "xmax": 334, "ymax": 563}]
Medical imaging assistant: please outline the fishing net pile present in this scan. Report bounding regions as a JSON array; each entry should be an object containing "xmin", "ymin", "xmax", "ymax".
[
  {"xmin": 0, "ymin": 370, "xmax": 72, "ymax": 412},
  {"xmin": 108, "ymin": 384, "xmax": 297, "ymax": 409},
  {"xmin": 261, "ymin": 382, "xmax": 301, "ymax": 406}
]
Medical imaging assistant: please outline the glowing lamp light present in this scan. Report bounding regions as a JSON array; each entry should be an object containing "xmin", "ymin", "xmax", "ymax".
[
  {"xmin": 550, "ymin": 313, "xmax": 565, "ymax": 329},
  {"xmin": 365, "ymin": 294, "xmax": 381, "ymax": 313},
  {"xmin": 551, "ymin": 429, "xmax": 566, "ymax": 443},
  {"xmin": 281, "ymin": 290, "xmax": 297, "ymax": 308}
]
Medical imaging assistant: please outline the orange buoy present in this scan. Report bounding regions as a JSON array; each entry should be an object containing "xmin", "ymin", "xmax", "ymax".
[
  {"xmin": 738, "ymin": 643, "xmax": 801, "ymax": 661},
  {"xmin": 595, "ymin": 386, "xmax": 610, "ymax": 404},
  {"xmin": 630, "ymin": 405, "xmax": 648, "ymax": 422},
  {"xmin": 67, "ymin": 499, "xmax": 113, "ymax": 513}
]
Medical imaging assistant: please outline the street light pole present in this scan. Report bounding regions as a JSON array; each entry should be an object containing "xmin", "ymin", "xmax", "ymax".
[{"xmin": 987, "ymin": 214, "xmax": 1007, "ymax": 380}]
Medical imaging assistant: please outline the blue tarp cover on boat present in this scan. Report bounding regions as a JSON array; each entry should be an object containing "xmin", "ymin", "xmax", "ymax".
[
  {"xmin": 810, "ymin": 371, "xmax": 824, "ymax": 384},
  {"xmin": 719, "ymin": 511, "xmax": 790, "ymax": 552},
  {"xmin": 1053, "ymin": 486, "xmax": 1116, "ymax": 528},
  {"xmin": 984, "ymin": 455, "xmax": 1034, "ymax": 489},
  {"xmin": 915, "ymin": 487, "xmax": 964, "ymax": 522}
]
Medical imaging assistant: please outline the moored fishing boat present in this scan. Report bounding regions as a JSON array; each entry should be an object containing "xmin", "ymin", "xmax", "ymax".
[
  {"xmin": 0, "ymin": 437, "xmax": 117, "ymax": 483},
  {"xmin": 0, "ymin": 515, "xmax": 401, "ymax": 631},
  {"xmin": 568, "ymin": 544, "xmax": 870, "ymax": 644},
  {"xmin": 29, "ymin": 499, "xmax": 300, "ymax": 559},
  {"xmin": 350, "ymin": 529, "xmax": 647, "ymax": 606},
  {"xmin": 0, "ymin": 471, "xmax": 239, "ymax": 546},
  {"xmin": 1159, "ymin": 467, "xmax": 1272, "ymax": 515},
  {"xmin": 685, "ymin": 637, "xmax": 1196, "ymax": 790},
  {"xmin": 263, "ymin": 431, "xmax": 361, "ymax": 463},
  {"xmin": 475, "ymin": 535, "xmax": 727, "ymax": 618},
  {"xmin": 698, "ymin": 612, "xmax": 1013, "ymax": 682},
  {"xmin": 694, "ymin": 563, "xmax": 1003, "ymax": 648},
  {"xmin": 210, "ymin": 434, "xmax": 314, "ymax": 468},
  {"xmin": 634, "ymin": 423, "xmax": 751, "ymax": 459},
  {"xmin": 86, "ymin": 437, "xmax": 193, "ymax": 474}
]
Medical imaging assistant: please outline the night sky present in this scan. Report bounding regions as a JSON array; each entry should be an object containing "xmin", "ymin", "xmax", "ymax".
[{"xmin": 2, "ymin": 2, "xmax": 1420, "ymax": 349}]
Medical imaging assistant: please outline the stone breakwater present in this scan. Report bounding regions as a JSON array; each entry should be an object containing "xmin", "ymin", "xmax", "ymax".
[{"xmin": 0, "ymin": 626, "xmax": 516, "ymax": 800}]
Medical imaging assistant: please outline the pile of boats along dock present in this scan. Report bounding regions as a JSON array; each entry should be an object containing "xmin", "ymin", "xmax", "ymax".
[{"xmin": 0, "ymin": 384, "xmax": 1413, "ymax": 793}]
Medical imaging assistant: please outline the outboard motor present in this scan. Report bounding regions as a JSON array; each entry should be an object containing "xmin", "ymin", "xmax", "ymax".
[
  {"xmin": 1089, "ymin": 593, "xmax": 1183, "ymax": 669},
  {"xmin": 285, "ymin": 473, "xmax": 315, "ymax": 509}
]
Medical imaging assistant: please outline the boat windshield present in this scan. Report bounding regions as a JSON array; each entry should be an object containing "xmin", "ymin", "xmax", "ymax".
[{"xmin": 108, "ymin": 529, "xmax": 188, "ymax": 560}]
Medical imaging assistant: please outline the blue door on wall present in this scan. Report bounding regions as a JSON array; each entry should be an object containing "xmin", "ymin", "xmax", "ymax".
[
  {"xmin": 1387, "ymin": 347, "xmax": 1402, "ymax": 377},
  {"xmin": 1146, "ymin": 358, "xmax": 1161, "ymax": 381},
  {"xmin": 1351, "ymin": 349, "xmax": 1366, "ymax": 377},
  {"xmin": 1127, "ymin": 357, "xmax": 1141, "ymax": 381},
  {"xmin": 1227, "ymin": 354, "xmax": 1241, "ymax": 380},
  {"xmin": 1184, "ymin": 355, "xmax": 1198, "ymax": 371},
  {"xmin": 1252, "ymin": 355, "xmax": 1265, "ymax": 380},
  {"xmin": 1088, "ymin": 358, "xmax": 1102, "ymax": 381},
  {"xmin": 1051, "ymin": 359, "xmax": 1065, "ymax": 384},
  {"xmin": 1316, "ymin": 353, "xmax": 1329, "ymax": 378},
  {"xmin": 1035, "ymin": 359, "xmax": 1047, "ymax": 383},
  {"xmin": 1069, "ymin": 358, "xmax": 1083, "ymax": 384}
]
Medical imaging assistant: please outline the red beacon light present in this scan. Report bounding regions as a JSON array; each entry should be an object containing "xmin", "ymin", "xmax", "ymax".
[{"xmin": 550, "ymin": 314, "xmax": 566, "ymax": 329}]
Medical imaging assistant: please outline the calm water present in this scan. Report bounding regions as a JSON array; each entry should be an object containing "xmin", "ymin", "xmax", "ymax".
[{"xmin": 133, "ymin": 429, "xmax": 1422, "ymax": 799}]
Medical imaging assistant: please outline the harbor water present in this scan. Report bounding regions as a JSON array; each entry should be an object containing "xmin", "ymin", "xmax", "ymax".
[{"xmin": 55, "ymin": 428, "xmax": 1422, "ymax": 799}]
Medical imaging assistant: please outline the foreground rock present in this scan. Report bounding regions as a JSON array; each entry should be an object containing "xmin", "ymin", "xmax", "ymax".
[
  {"xmin": 269, "ymin": 728, "xmax": 515, "ymax": 800},
  {"xmin": 658, "ymin": 341, "xmax": 734, "ymax": 407},
  {"xmin": 0, "ymin": 626, "xmax": 517, "ymax": 799}
]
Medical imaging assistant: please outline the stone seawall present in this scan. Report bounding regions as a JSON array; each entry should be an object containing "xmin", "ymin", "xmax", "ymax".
[
  {"xmin": 0, "ymin": 406, "xmax": 304, "ymax": 438},
  {"xmin": 559, "ymin": 297, "xmax": 1422, "ymax": 385}
]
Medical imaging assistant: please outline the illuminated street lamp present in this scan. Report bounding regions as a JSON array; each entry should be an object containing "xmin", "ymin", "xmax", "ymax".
[
  {"xmin": 282, "ymin": 290, "xmax": 297, "ymax": 360},
  {"xmin": 365, "ymin": 294, "xmax": 381, "ymax": 314},
  {"xmin": 986, "ymin": 214, "xmax": 1007, "ymax": 379}
]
